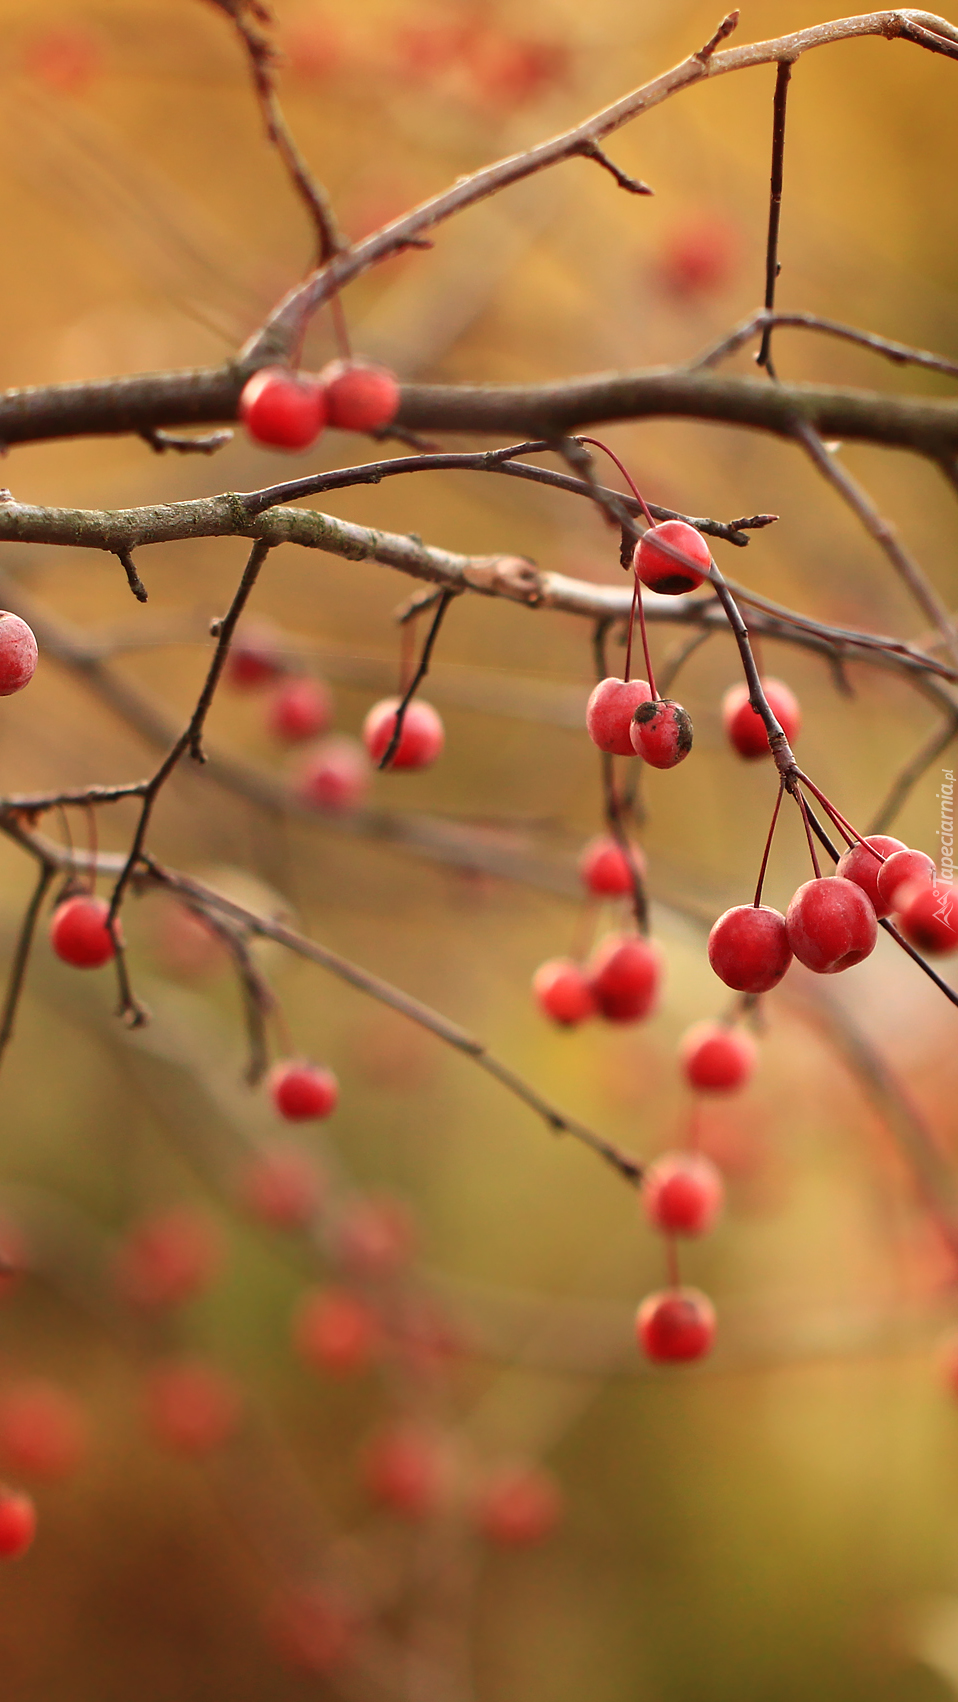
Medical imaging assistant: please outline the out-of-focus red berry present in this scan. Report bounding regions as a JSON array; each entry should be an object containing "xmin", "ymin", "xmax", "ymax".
[
  {"xmin": 144, "ymin": 1360, "xmax": 241, "ymax": 1456},
  {"xmin": 239, "ymin": 368, "xmax": 326, "ymax": 452},
  {"xmin": 293, "ymin": 1288, "xmax": 380, "ymax": 1376},
  {"xmin": 0, "ymin": 1381, "xmax": 87, "ymax": 1480},
  {"xmin": 532, "ymin": 958, "xmax": 596, "ymax": 1026},
  {"xmin": 115, "ymin": 1207, "xmax": 223, "ymax": 1310},
  {"xmin": 336, "ymin": 1196, "xmax": 415, "ymax": 1277},
  {"xmin": 656, "ymin": 216, "xmax": 736, "ymax": 298},
  {"xmin": 240, "ymin": 1142, "xmax": 324, "ymax": 1230},
  {"xmin": 226, "ymin": 624, "xmax": 285, "ymax": 690},
  {"xmin": 475, "ymin": 1464, "xmax": 563, "ymax": 1546},
  {"xmin": 320, "ymin": 361, "xmax": 401, "ymax": 433},
  {"xmin": 636, "ymin": 1288, "xmax": 716, "ymax": 1362},
  {"xmin": 297, "ymin": 736, "xmax": 370, "ymax": 810},
  {"xmin": 361, "ymin": 1427, "xmax": 444, "ymax": 1518},
  {"xmin": 266, "ymin": 1582, "xmax": 355, "ymax": 1674},
  {"xmin": 0, "ymin": 1489, "xmax": 35, "ymax": 1559},
  {"xmin": 579, "ymin": 835, "xmax": 646, "ymax": 897},
  {"xmin": 23, "ymin": 28, "xmax": 100, "ymax": 95},
  {"xmin": 267, "ymin": 677, "xmax": 333, "ymax": 743}
]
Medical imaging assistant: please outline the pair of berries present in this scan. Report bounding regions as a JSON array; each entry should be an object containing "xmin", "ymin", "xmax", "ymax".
[
  {"xmin": 295, "ymin": 698, "xmax": 445, "ymax": 810},
  {"xmin": 586, "ymin": 677, "xmax": 693, "ymax": 769},
  {"xmin": 636, "ymin": 1150, "xmax": 722, "ymax": 1364},
  {"xmin": 533, "ymin": 932, "xmax": 662, "ymax": 1027},
  {"xmin": 239, "ymin": 360, "xmax": 400, "ymax": 452},
  {"xmin": 837, "ymin": 834, "xmax": 957, "ymax": 954}
]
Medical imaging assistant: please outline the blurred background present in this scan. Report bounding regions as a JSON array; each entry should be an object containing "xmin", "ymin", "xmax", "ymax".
[{"xmin": 0, "ymin": 0, "xmax": 957, "ymax": 1697}]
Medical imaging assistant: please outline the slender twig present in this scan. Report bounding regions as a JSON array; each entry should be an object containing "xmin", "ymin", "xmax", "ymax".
[
  {"xmin": 693, "ymin": 309, "xmax": 958, "ymax": 379},
  {"xmin": 379, "ymin": 591, "xmax": 456, "ymax": 771},
  {"xmin": 104, "ymin": 541, "xmax": 272, "ymax": 1018},
  {"xmin": 867, "ymin": 711, "xmax": 958, "ymax": 833},
  {"xmin": 795, "ymin": 420, "xmax": 958, "ymax": 670},
  {"xmin": 572, "ymin": 140, "xmax": 653, "ymax": 196},
  {"xmin": 756, "ymin": 61, "xmax": 793, "ymax": 376},
  {"xmin": 0, "ymin": 861, "xmax": 54, "ymax": 1069}
]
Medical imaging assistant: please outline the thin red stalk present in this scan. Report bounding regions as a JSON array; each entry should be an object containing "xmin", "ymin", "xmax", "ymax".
[
  {"xmin": 578, "ymin": 436, "xmax": 656, "ymax": 527},
  {"xmin": 665, "ymin": 1237, "xmax": 681, "ymax": 1289},
  {"xmin": 794, "ymin": 788, "xmax": 822, "ymax": 880},
  {"xmin": 635, "ymin": 574, "xmax": 658, "ymax": 699},
  {"xmin": 797, "ymin": 774, "xmax": 867, "ymax": 852},
  {"xmin": 753, "ymin": 780, "xmax": 785, "ymax": 907},
  {"xmin": 624, "ymin": 577, "xmax": 638, "ymax": 683}
]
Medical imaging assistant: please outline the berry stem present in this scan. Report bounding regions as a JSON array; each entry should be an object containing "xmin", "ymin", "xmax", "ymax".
[
  {"xmin": 624, "ymin": 576, "xmax": 638, "ymax": 684},
  {"xmin": 379, "ymin": 589, "xmax": 455, "ymax": 771},
  {"xmin": 796, "ymin": 774, "xmax": 868, "ymax": 852},
  {"xmin": 794, "ymin": 788, "xmax": 822, "ymax": 880},
  {"xmin": 635, "ymin": 572, "xmax": 658, "ymax": 700},
  {"xmin": 577, "ymin": 437, "xmax": 656, "ymax": 528},
  {"xmin": 665, "ymin": 1236, "xmax": 681, "ymax": 1289},
  {"xmin": 753, "ymin": 779, "xmax": 785, "ymax": 907}
]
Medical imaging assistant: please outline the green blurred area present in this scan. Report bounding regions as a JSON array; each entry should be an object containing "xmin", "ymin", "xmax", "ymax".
[{"xmin": 0, "ymin": 1, "xmax": 956, "ymax": 1698}]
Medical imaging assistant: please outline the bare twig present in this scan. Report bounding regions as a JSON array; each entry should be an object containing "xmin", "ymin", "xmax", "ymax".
[
  {"xmin": 572, "ymin": 139, "xmax": 653, "ymax": 196},
  {"xmin": 867, "ymin": 711, "xmax": 958, "ymax": 832},
  {"xmin": 693, "ymin": 309, "xmax": 958, "ymax": 379},
  {"xmin": 378, "ymin": 590, "xmax": 456, "ymax": 771},
  {"xmin": 756, "ymin": 61, "xmax": 793, "ymax": 376},
  {"xmin": 0, "ymin": 860, "xmax": 54, "ymax": 1070},
  {"xmin": 795, "ymin": 420, "xmax": 958, "ymax": 670}
]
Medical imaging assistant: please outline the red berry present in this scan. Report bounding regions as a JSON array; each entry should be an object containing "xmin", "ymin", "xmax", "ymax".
[
  {"xmin": 267, "ymin": 677, "xmax": 332, "ymax": 743},
  {"xmin": 532, "ymin": 958, "xmax": 596, "ymax": 1026},
  {"xmin": 49, "ymin": 895, "xmax": 116, "ymax": 968},
  {"xmin": 298, "ymin": 736, "xmax": 370, "ymax": 811},
  {"xmin": 468, "ymin": 33, "xmax": 568, "ymax": 107},
  {"xmin": 240, "ymin": 1142, "xmax": 324, "ymax": 1229},
  {"xmin": 239, "ymin": 367, "xmax": 326, "ymax": 451},
  {"xmin": 587, "ymin": 933, "xmax": 663, "ymax": 1023},
  {"xmin": 680, "ymin": 1021, "xmax": 756, "ymax": 1092},
  {"xmin": 785, "ymin": 876, "xmax": 878, "ymax": 974},
  {"xmin": 0, "ymin": 1490, "xmax": 35, "ymax": 1559},
  {"xmin": 144, "ymin": 1360, "xmax": 241, "ymax": 1456},
  {"xmin": 24, "ymin": 27, "xmax": 99, "ymax": 94},
  {"xmin": 293, "ymin": 1288, "xmax": 380, "ymax": 1377},
  {"xmin": 878, "ymin": 848, "xmax": 937, "ymax": 913},
  {"xmin": 0, "ymin": 613, "xmax": 38, "ymax": 695},
  {"xmin": 586, "ymin": 677, "xmax": 652, "ymax": 756},
  {"xmin": 269, "ymin": 1059, "xmax": 338, "ymax": 1122},
  {"xmin": 896, "ymin": 880, "xmax": 958, "ymax": 954},
  {"xmin": 579, "ymin": 835, "xmax": 646, "ymax": 897},
  {"xmin": 115, "ymin": 1207, "xmax": 222, "ymax": 1311},
  {"xmin": 835, "ymin": 835, "xmax": 906, "ymax": 918},
  {"xmin": 337, "ymin": 1196, "xmax": 415, "ymax": 1277},
  {"xmin": 362, "ymin": 698, "xmax": 444, "ymax": 771},
  {"xmin": 630, "ymin": 698, "xmax": 694, "ymax": 767},
  {"xmin": 708, "ymin": 905, "xmax": 792, "ymax": 994},
  {"xmin": 0, "ymin": 1382, "xmax": 87, "ymax": 1480},
  {"xmin": 642, "ymin": 1152, "xmax": 724, "ymax": 1236},
  {"xmin": 722, "ymin": 678, "xmax": 801, "ymax": 759},
  {"xmin": 656, "ymin": 216, "xmax": 736, "ymax": 298},
  {"xmin": 361, "ymin": 1427, "xmax": 444, "ymax": 1519},
  {"xmin": 320, "ymin": 360, "xmax": 401, "ymax": 432},
  {"xmin": 476, "ymin": 1465, "xmax": 562, "ymax": 1546},
  {"xmin": 226, "ymin": 624, "xmax": 284, "ymax": 689},
  {"xmin": 285, "ymin": 22, "xmax": 341, "ymax": 80},
  {"xmin": 633, "ymin": 522, "xmax": 711, "ymax": 595},
  {"xmin": 637, "ymin": 1288, "xmax": 716, "ymax": 1362},
  {"xmin": 266, "ymin": 1583, "xmax": 354, "ymax": 1674}
]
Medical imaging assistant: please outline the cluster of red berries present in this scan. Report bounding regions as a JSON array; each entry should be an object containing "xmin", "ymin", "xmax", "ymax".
[
  {"xmin": 634, "ymin": 1018, "xmax": 757, "ymax": 1365},
  {"xmin": 391, "ymin": 17, "xmax": 569, "ymax": 110},
  {"xmin": 239, "ymin": 360, "xmax": 400, "ymax": 453},
  {"xmin": 587, "ymin": 520, "xmax": 711, "ymax": 770},
  {"xmin": 224, "ymin": 624, "xmax": 446, "ymax": 809},
  {"xmin": 532, "ymin": 839, "xmax": 660, "ymax": 1026},
  {"xmin": 709, "ymin": 834, "xmax": 957, "ymax": 997}
]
